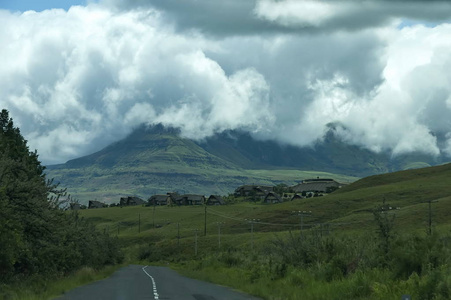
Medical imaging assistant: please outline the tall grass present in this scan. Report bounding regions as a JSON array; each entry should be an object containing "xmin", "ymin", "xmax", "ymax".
[
  {"xmin": 166, "ymin": 229, "xmax": 451, "ymax": 300},
  {"xmin": 0, "ymin": 265, "xmax": 122, "ymax": 300}
]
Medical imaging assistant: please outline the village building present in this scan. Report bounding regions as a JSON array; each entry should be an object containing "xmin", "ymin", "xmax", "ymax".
[
  {"xmin": 290, "ymin": 194, "xmax": 303, "ymax": 201},
  {"xmin": 263, "ymin": 192, "xmax": 283, "ymax": 204},
  {"xmin": 148, "ymin": 194, "xmax": 170, "ymax": 206},
  {"xmin": 234, "ymin": 185, "xmax": 273, "ymax": 199},
  {"xmin": 180, "ymin": 194, "xmax": 206, "ymax": 205},
  {"xmin": 292, "ymin": 178, "xmax": 342, "ymax": 194},
  {"xmin": 120, "ymin": 196, "xmax": 146, "ymax": 206},
  {"xmin": 69, "ymin": 203, "xmax": 81, "ymax": 210},
  {"xmin": 88, "ymin": 200, "xmax": 107, "ymax": 209},
  {"xmin": 282, "ymin": 193, "xmax": 295, "ymax": 201},
  {"xmin": 206, "ymin": 195, "xmax": 226, "ymax": 205}
]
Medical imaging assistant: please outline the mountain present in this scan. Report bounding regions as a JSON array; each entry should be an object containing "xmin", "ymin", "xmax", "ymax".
[
  {"xmin": 45, "ymin": 124, "xmax": 446, "ymax": 203},
  {"xmin": 197, "ymin": 126, "xmax": 446, "ymax": 177},
  {"xmin": 63, "ymin": 124, "xmax": 238, "ymax": 171}
]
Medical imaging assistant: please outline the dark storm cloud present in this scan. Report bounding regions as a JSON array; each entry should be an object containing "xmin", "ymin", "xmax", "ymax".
[
  {"xmin": 102, "ymin": 0, "xmax": 451, "ymax": 36},
  {"xmin": 102, "ymin": 0, "xmax": 291, "ymax": 36}
]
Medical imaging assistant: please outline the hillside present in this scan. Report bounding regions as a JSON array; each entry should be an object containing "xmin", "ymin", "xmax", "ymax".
[
  {"xmin": 198, "ymin": 126, "xmax": 446, "ymax": 176},
  {"xmin": 75, "ymin": 162, "xmax": 451, "ymax": 300},
  {"xmin": 46, "ymin": 124, "xmax": 446, "ymax": 204},
  {"xmin": 79, "ymin": 162, "xmax": 451, "ymax": 242},
  {"xmin": 47, "ymin": 125, "xmax": 357, "ymax": 203}
]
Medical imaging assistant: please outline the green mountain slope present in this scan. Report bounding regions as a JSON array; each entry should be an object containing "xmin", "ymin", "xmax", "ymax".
[
  {"xmin": 198, "ymin": 127, "xmax": 444, "ymax": 177},
  {"xmin": 62, "ymin": 124, "xmax": 238, "ymax": 171},
  {"xmin": 79, "ymin": 162, "xmax": 451, "ymax": 243},
  {"xmin": 47, "ymin": 125, "xmax": 356, "ymax": 203},
  {"xmin": 46, "ymin": 124, "xmax": 447, "ymax": 204}
]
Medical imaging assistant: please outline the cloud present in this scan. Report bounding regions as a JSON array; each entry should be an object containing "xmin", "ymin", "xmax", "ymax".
[
  {"xmin": 100, "ymin": 0, "xmax": 293, "ymax": 37},
  {"xmin": 1, "ymin": 2, "xmax": 451, "ymax": 165},
  {"xmin": 254, "ymin": 0, "xmax": 451, "ymax": 31},
  {"xmin": 0, "ymin": 5, "xmax": 273, "ymax": 164},
  {"xmin": 101, "ymin": 0, "xmax": 451, "ymax": 35},
  {"xmin": 286, "ymin": 23, "xmax": 451, "ymax": 156}
]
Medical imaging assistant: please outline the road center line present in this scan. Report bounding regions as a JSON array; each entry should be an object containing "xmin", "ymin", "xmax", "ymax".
[{"xmin": 142, "ymin": 266, "xmax": 159, "ymax": 300}]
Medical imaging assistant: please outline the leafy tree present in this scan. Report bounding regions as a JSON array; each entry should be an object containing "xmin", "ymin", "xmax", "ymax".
[
  {"xmin": 0, "ymin": 109, "xmax": 122, "ymax": 282},
  {"xmin": 373, "ymin": 198, "xmax": 396, "ymax": 266}
]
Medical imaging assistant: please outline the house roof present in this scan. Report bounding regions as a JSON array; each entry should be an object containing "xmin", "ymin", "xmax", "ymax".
[
  {"xmin": 235, "ymin": 185, "xmax": 257, "ymax": 192},
  {"xmin": 291, "ymin": 194, "xmax": 303, "ymax": 200},
  {"xmin": 264, "ymin": 192, "xmax": 282, "ymax": 202},
  {"xmin": 207, "ymin": 195, "xmax": 225, "ymax": 205},
  {"xmin": 182, "ymin": 194, "xmax": 205, "ymax": 201},
  {"xmin": 302, "ymin": 178, "xmax": 336, "ymax": 183},
  {"xmin": 129, "ymin": 196, "xmax": 145, "ymax": 204},
  {"xmin": 150, "ymin": 195, "xmax": 169, "ymax": 201},
  {"xmin": 292, "ymin": 179, "xmax": 341, "ymax": 192},
  {"xmin": 88, "ymin": 200, "xmax": 104, "ymax": 208},
  {"xmin": 235, "ymin": 185, "xmax": 273, "ymax": 193}
]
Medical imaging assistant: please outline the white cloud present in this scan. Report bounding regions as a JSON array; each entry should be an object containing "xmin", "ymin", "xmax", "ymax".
[
  {"xmin": 254, "ymin": 0, "xmax": 451, "ymax": 31},
  {"xmin": 254, "ymin": 0, "xmax": 347, "ymax": 27},
  {"xmin": 0, "ymin": 5, "xmax": 272, "ymax": 163},
  {"xmin": 1, "ymin": 3, "xmax": 451, "ymax": 165}
]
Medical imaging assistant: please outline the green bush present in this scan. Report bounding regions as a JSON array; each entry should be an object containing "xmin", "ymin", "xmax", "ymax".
[{"xmin": 0, "ymin": 109, "xmax": 123, "ymax": 283}]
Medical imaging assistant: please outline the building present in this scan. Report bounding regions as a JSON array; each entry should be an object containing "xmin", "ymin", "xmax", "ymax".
[
  {"xmin": 148, "ymin": 194, "xmax": 170, "ymax": 206},
  {"xmin": 180, "ymin": 194, "xmax": 206, "ymax": 205},
  {"xmin": 292, "ymin": 178, "xmax": 342, "ymax": 193},
  {"xmin": 206, "ymin": 195, "xmax": 226, "ymax": 205},
  {"xmin": 234, "ymin": 185, "xmax": 273, "ymax": 198},
  {"xmin": 120, "ymin": 196, "xmax": 146, "ymax": 206},
  {"xmin": 88, "ymin": 200, "xmax": 107, "ymax": 209},
  {"xmin": 263, "ymin": 192, "xmax": 283, "ymax": 204}
]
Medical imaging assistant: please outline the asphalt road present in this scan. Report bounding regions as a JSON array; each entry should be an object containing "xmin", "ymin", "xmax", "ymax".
[{"xmin": 56, "ymin": 265, "xmax": 261, "ymax": 300}]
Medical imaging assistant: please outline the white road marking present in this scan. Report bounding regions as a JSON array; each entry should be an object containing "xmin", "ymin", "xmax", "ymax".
[{"xmin": 142, "ymin": 266, "xmax": 159, "ymax": 300}]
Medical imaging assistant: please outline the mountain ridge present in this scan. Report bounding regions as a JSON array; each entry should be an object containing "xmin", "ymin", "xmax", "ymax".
[{"xmin": 45, "ymin": 123, "xmax": 447, "ymax": 203}]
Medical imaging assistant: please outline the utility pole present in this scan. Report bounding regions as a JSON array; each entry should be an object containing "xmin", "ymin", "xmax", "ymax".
[
  {"xmin": 422, "ymin": 199, "xmax": 438, "ymax": 235},
  {"xmin": 246, "ymin": 219, "xmax": 260, "ymax": 251},
  {"xmin": 204, "ymin": 205, "xmax": 207, "ymax": 236},
  {"xmin": 217, "ymin": 222, "xmax": 225, "ymax": 250},
  {"xmin": 292, "ymin": 211, "xmax": 312, "ymax": 238},
  {"xmin": 153, "ymin": 203, "xmax": 156, "ymax": 228},
  {"xmin": 177, "ymin": 222, "xmax": 180, "ymax": 247},
  {"xmin": 194, "ymin": 229, "xmax": 199, "ymax": 256}
]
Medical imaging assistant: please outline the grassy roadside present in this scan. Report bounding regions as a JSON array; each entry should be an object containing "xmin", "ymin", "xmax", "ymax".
[
  {"xmin": 5, "ymin": 163, "xmax": 451, "ymax": 300},
  {"xmin": 170, "ymin": 230, "xmax": 451, "ymax": 300},
  {"xmin": 0, "ymin": 264, "xmax": 124, "ymax": 300}
]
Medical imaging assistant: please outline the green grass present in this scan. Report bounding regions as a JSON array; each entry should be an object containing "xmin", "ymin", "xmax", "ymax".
[
  {"xmin": 77, "ymin": 163, "xmax": 451, "ymax": 251},
  {"xmin": 0, "ymin": 265, "xmax": 123, "ymax": 300},
  {"xmin": 51, "ymin": 163, "xmax": 451, "ymax": 299}
]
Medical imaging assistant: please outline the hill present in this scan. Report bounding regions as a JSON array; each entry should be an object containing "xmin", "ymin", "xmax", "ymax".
[
  {"xmin": 46, "ymin": 124, "xmax": 357, "ymax": 203},
  {"xmin": 46, "ymin": 124, "xmax": 446, "ymax": 203},
  {"xmin": 79, "ymin": 162, "xmax": 451, "ymax": 244},
  {"xmin": 197, "ymin": 124, "xmax": 447, "ymax": 176},
  {"xmin": 75, "ymin": 162, "xmax": 451, "ymax": 300}
]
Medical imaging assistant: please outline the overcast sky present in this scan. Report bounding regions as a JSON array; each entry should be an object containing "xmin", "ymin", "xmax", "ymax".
[{"xmin": 1, "ymin": 0, "xmax": 451, "ymax": 165}]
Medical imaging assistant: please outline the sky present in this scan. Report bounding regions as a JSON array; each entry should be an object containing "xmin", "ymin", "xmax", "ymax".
[{"xmin": 1, "ymin": 0, "xmax": 451, "ymax": 165}]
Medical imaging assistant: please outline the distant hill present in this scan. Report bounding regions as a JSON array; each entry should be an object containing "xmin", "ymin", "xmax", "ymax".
[
  {"xmin": 197, "ymin": 126, "xmax": 446, "ymax": 177},
  {"xmin": 46, "ymin": 124, "xmax": 447, "ymax": 203}
]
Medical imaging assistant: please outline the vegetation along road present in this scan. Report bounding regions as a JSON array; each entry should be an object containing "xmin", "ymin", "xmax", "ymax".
[{"xmin": 56, "ymin": 265, "xmax": 261, "ymax": 300}]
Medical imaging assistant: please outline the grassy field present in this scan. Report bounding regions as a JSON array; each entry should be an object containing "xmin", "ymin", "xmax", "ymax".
[
  {"xmin": 49, "ymin": 167, "xmax": 358, "ymax": 204},
  {"xmin": 71, "ymin": 163, "xmax": 451, "ymax": 299},
  {"xmin": 0, "ymin": 265, "xmax": 123, "ymax": 300},
  {"xmin": 79, "ymin": 162, "xmax": 451, "ymax": 241}
]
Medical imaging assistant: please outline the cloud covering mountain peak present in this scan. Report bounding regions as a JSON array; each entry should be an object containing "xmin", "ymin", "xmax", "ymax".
[{"xmin": 1, "ymin": 1, "xmax": 451, "ymax": 164}]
